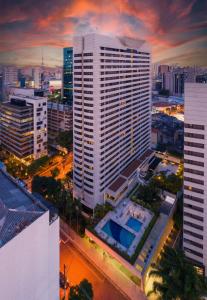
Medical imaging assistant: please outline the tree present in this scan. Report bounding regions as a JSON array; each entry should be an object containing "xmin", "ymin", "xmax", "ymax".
[
  {"xmin": 51, "ymin": 167, "xmax": 60, "ymax": 178},
  {"xmin": 148, "ymin": 246, "xmax": 207, "ymax": 300},
  {"xmin": 32, "ymin": 176, "xmax": 62, "ymax": 203},
  {"xmin": 69, "ymin": 279, "xmax": 93, "ymax": 300},
  {"xmin": 56, "ymin": 130, "xmax": 73, "ymax": 150},
  {"xmin": 27, "ymin": 155, "xmax": 50, "ymax": 176}
]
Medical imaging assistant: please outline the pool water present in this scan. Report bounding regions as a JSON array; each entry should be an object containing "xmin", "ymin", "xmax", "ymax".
[
  {"xmin": 102, "ymin": 219, "xmax": 135, "ymax": 249},
  {"xmin": 126, "ymin": 217, "xmax": 142, "ymax": 232}
]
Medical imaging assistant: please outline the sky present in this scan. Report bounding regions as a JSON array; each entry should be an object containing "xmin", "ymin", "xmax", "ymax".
[{"xmin": 0, "ymin": 0, "xmax": 206, "ymax": 67}]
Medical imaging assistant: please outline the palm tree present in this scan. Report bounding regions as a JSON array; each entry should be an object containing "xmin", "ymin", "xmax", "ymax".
[{"xmin": 148, "ymin": 246, "xmax": 207, "ymax": 300}]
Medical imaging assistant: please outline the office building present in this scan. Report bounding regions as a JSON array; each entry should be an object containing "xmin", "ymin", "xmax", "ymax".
[
  {"xmin": 0, "ymin": 94, "xmax": 47, "ymax": 162},
  {"xmin": 48, "ymin": 101, "xmax": 73, "ymax": 143},
  {"xmin": 63, "ymin": 47, "xmax": 73, "ymax": 105},
  {"xmin": 73, "ymin": 33, "xmax": 152, "ymax": 210},
  {"xmin": 0, "ymin": 167, "xmax": 59, "ymax": 300},
  {"xmin": 33, "ymin": 67, "xmax": 42, "ymax": 89},
  {"xmin": 3, "ymin": 66, "xmax": 18, "ymax": 86},
  {"xmin": 183, "ymin": 83, "xmax": 207, "ymax": 275}
]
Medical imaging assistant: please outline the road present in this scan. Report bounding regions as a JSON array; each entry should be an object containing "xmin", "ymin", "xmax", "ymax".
[
  {"xmin": 25, "ymin": 153, "xmax": 73, "ymax": 191},
  {"xmin": 60, "ymin": 241, "xmax": 129, "ymax": 300}
]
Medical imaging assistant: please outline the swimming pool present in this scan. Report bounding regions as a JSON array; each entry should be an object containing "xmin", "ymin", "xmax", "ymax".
[
  {"xmin": 126, "ymin": 217, "xmax": 142, "ymax": 232},
  {"xmin": 102, "ymin": 219, "xmax": 135, "ymax": 249}
]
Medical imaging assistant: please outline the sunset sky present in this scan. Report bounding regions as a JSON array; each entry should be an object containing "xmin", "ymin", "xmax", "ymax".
[{"xmin": 0, "ymin": 0, "xmax": 206, "ymax": 67}]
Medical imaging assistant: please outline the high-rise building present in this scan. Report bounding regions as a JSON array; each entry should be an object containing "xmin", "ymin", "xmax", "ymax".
[
  {"xmin": 3, "ymin": 66, "xmax": 18, "ymax": 86},
  {"xmin": 73, "ymin": 33, "xmax": 152, "ymax": 211},
  {"xmin": 0, "ymin": 167, "xmax": 59, "ymax": 300},
  {"xmin": 183, "ymin": 83, "xmax": 207, "ymax": 274},
  {"xmin": 48, "ymin": 101, "xmax": 73, "ymax": 143},
  {"xmin": 63, "ymin": 47, "xmax": 73, "ymax": 105},
  {"xmin": 33, "ymin": 67, "xmax": 42, "ymax": 89},
  {"xmin": 0, "ymin": 94, "xmax": 47, "ymax": 162}
]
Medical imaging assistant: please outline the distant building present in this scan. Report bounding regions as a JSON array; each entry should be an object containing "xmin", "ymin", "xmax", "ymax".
[
  {"xmin": 48, "ymin": 101, "xmax": 73, "ymax": 143},
  {"xmin": 73, "ymin": 33, "xmax": 152, "ymax": 211},
  {"xmin": 0, "ymin": 94, "xmax": 47, "ymax": 162},
  {"xmin": 33, "ymin": 67, "xmax": 42, "ymax": 89},
  {"xmin": 3, "ymin": 66, "xmax": 18, "ymax": 86},
  {"xmin": 63, "ymin": 47, "xmax": 73, "ymax": 105},
  {"xmin": 158, "ymin": 65, "xmax": 170, "ymax": 75},
  {"xmin": 196, "ymin": 74, "xmax": 207, "ymax": 83},
  {"xmin": 0, "ymin": 168, "xmax": 59, "ymax": 300},
  {"xmin": 183, "ymin": 83, "xmax": 207, "ymax": 275}
]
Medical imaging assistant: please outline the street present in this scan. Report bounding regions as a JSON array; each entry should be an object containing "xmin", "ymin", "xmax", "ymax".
[
  {"xmin": 60, "ymin": 241, "xmax": 129, "ymax": 300},
  {"xmin": 25, "ymin": 153, "xmax": 73, "ymax": 191}
]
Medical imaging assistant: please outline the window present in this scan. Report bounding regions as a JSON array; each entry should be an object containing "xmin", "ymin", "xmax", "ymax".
[{"xmin": 185, "ymin": 124, "xmax": 204, "ymax": 130}]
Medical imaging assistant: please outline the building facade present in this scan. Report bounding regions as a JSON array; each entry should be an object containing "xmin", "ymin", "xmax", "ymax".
[
  {"xmin": 0, "ymin": 168, "xmax": 59, "ymax": 300},
  {"xmin": 183, "ymin": 83, "xmax": 207, "ymax": 275},
  {"xmin": 73, "ymin": 34, "xmax": 152, "ymax": 210},
  {"xmin": 48, "ymin": 101, "xmax": 73, "ymax": 143},
  {"xmin": 0, "ymin": 94, "xmax": 47, "ymax": 162},
  {"xmin": 63, "ymin": 47, "xmax": 73, "ymax": 105}
]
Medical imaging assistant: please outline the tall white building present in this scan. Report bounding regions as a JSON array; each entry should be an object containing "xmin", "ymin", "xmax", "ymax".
[
  {"xmin": 183, "ymin": 83, "xmax": 207, "ymax": 274},
  {"xmin": 73, "ymin": 34, "xmax": 152, "ymax": 210},
  {"xmin": 0, "ymin": 167, "xmax": 59, "ymax": 300}
]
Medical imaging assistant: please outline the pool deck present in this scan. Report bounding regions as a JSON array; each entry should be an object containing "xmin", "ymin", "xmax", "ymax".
[{"xmin": 95, "ymin": 199, "xmax": 153, "ymax": 257}]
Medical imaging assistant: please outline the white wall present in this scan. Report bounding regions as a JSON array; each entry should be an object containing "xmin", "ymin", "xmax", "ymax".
[{"xmin": 0, "ymin": 212, "xmax": 59, "ymax": 300}]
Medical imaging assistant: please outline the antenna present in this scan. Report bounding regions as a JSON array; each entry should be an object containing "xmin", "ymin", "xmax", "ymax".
[
  {"xmin": 41, "ymin": 47, "xmax": 44, "ymax": 68},
  {"xmin": 41, "ymin": 47, "xmax": 44, "ymax": 89}
]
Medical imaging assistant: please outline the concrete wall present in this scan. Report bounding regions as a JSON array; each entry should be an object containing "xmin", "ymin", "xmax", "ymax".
[{"xmin": 0, "ymin": 212, "xmax": 59, "ymax": 300}]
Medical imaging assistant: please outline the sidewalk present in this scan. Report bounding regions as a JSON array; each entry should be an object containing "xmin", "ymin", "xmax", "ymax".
[{"xmin": 60, "ymin": 219, "xmax": 147, "ymax": 300}]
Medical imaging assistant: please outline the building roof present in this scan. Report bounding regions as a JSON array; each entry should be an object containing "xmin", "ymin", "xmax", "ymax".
[
  {"xmin": 0, "ymin": 169, "xmax": 47, "ymax": 248},
  {"xmin": 121, "ymin": 149, "xmax": 154, "ymax": 178},
  {"xmin": 159, "ymin": 193, "xmax": 176, "ymax": 216},
  {"xmin": 108, "ymin": 149, "xmax": 154, "ymax": 192},
  {"xmin": 108, "ymin": 176, "xmax": 126, "ymax": 193}
]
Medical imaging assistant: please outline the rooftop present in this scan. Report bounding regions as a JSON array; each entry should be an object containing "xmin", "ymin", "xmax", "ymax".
[
  {"xmin": 0, "ymin": 169, "xmax": 47, "ymax": 248},
  {"xmin": 108, "ymin": 149, "xmax": 154, "ymax": 192},
  {"xmin": 108, "ymin": 176, "xmax": 126, "ymax": 193}
]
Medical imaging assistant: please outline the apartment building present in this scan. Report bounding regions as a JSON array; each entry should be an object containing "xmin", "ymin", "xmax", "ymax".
[
  {"xmin": 48, "ymin": 101, "xmax": 73, "ymax": 143},
  {"xmin": 0, "ymin": 94, "xmax": 47, "ymax": 162},
  {"xmin": 183, "ymin": 83, "xmax": 207, "ymax": 275},
  {"xmin": 0, "ymin": 167, "xmax": 59, "ymax": 300},
  {"xmin": 73, "ymin": 33, "xmax": 152, "ymax": 211}
]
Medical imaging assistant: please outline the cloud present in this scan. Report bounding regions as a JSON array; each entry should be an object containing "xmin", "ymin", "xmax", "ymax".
[{"xmin": 0, "ymin": 0, "xmax": 206, "ymax": 66}]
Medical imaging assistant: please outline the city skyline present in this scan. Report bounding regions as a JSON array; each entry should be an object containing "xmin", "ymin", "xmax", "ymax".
[{"xmin": 0, "ymin": 0, "xmax": 207, "ymax": 67}]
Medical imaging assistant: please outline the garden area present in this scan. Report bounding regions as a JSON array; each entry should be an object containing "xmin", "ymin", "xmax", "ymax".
[
  {"xmin": 32, "ymin": 175, "xmax": 87, "ymax": 236},
  {"xmin": 130, "ymin": 165, "xmax": 183, "ymax": 214}
]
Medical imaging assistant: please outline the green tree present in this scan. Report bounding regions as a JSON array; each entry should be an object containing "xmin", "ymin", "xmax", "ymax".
[
  {"xmin": 69, "ymin": 279, "xmax": 93, "ymax": 300},
  {"xmin": 32, "ymin": 176, "xmax": 62, "ymax": 203},
  {"xmin": 51, "ymin": 167, "xmax": 60, "ymax": 178},
  {"xmin": 27, "ymin": 155, "xmax": 50, "ymax": 176},
  {"xmin": 148, "ymin": 246, "xmax": 207, "ymax": 300},
  {"xmin": 56, "ymin": 130, "xmax": 73, "ymax": 150}
]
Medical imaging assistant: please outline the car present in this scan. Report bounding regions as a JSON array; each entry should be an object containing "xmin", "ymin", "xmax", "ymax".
[{"xmin": 60, "ymin": 272, "xmax": 69, "ymax": 289}]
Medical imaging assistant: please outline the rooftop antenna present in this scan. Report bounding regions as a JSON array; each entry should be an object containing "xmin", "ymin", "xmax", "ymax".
[{"xmin": 41, "ymin": 47, "xmax": 44, "ymax": 89}]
